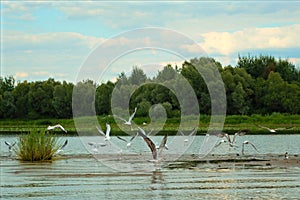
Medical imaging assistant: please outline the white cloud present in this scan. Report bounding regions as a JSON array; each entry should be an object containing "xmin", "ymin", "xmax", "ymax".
[
  {"xmin": 198, "ymin": 24, "xmax": 300, "ymax": 55},
  {"xmin": 15, "ymin": 72, "xmax": 28, "ymax": 78},
  {"xmin": 3, "ymin": 31, "xmax": 105, "ymax": 51}
]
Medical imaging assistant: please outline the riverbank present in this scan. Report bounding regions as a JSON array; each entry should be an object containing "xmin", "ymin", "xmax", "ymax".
[{"xmin": 0, "ymin": 114, "xmax": 299, "ymax": 135}]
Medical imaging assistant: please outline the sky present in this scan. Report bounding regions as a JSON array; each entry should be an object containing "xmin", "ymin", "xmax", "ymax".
[{"xmin": 1, "ymin": 1, "xmax": 300, "ymax": 83}]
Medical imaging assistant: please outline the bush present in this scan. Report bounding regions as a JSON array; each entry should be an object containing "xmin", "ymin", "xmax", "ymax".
[{"xmin": 16, "ymin": 130, "xmax": 60, "ymax": 161}]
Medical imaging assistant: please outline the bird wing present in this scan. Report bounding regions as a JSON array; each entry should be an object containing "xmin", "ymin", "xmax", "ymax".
[
  {"xmin": 233, "ymin": 129, "xmax": 248, "ymax": 143},
  {"xmin": 190, "ymin": 128, "xmax": 197, "ymax": 136},
  {"xmin": 88, "ymin": 142, "xmax": 96, "ymax": 146},
  {"xmin": 105, "ymin": 123, "xmax": 111, "ymax": 137},
  {"xmin": 216, "ymin": 132, "xmax": 226, "ymax": 138},
  {"xmin": 60, "ymin": 139, "xmax": 68, "ymax": 149},
  {"xmin": 138, "ymin": 127, "xmax": 157, "ymax": 160},
  {"xmin": 158, "ymin": 134, "xmax": 168, "ymax": 157},
  {"xmin": 274, "ymin": 127, "xmax": 293, "ymax": 131},
  {"xmin": 147, "ymin": 129, "xmax": 154, "ymax": 136},
  {"xmin": 129, "ymin": 132, "xmax": 138, "ymax": 142},
  {"xmin": 257, "ymin": 124, "xmax": 271, "ymax": 131},
  {"xmin": 5, "ymin": 141, "xmax": 11, "ymax": 147},
  {"xmin": 54, "ymin": 124, "xmax": 65, "ymax": 132},
  {"xmin": 138, "ymin": 127, "xmax": 147, "ymax": 135},
  {"xmin": 248, "ymin": 141, "xmax": 259, "ymax": 152},
  {"xmin": 113, "ymin": 115, "xmax": 127, "ymax": 123},
  {"xmin": 178, "ymin": 130, "xmax": 184, "ymax": 136},
  {"xmin": 96, "ymin": 126, "xmax": 106, "ymax": 137},
  {"xmin": 214, "ymin": 140, "xmax": 225, "ymax": 148},
  {"xmin": 224, "ymin": 133, "xmax": 231, "ymax": 143},
  {"xmin": 117, "ymin": 136, "xmax": 127, "ymax": 143},
  {"xmin": 128, "ymin": 107, "xmax": 137, "ymax": 122}
]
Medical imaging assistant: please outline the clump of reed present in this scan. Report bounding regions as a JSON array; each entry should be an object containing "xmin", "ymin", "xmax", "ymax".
[{"xmin": 16, "ymin": 130, "xmax": 60, "ymax": 161}]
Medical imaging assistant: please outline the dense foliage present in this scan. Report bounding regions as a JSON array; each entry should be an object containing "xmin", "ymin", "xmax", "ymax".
[
  {"xmin": 16, "ymin": 131, "xmax": 60, "ymax": 161},
  {"xmin": 1, "ymin": 55, "xmax": 299, "ymax": 119}
]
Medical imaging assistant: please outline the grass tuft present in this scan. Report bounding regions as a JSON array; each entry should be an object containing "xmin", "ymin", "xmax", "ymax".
[{"xmin": 15, "ymin": 130, "xmax": 60, "ymax": 161}]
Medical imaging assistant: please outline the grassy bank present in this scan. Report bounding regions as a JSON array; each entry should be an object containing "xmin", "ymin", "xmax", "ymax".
[{"xmin": 0, "ymin": 113, "xmax": 299, "ymax": 135}]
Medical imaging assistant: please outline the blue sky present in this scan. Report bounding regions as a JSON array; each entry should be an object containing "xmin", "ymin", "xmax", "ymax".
[{"xmin": 1, "ymin": 1, "xmax": 300, "ymax": 83}]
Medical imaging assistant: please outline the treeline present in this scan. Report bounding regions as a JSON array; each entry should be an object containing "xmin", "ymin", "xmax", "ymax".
[{"xmin": 1, "ymin": 55, "xmax": 299, "ymax": 119}]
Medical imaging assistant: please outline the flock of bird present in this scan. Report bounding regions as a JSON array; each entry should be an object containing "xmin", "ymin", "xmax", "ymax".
[
  {"xmin": 4, "ymin": 124, "xmax": 69, "ymax": 154},
  {"xmin": 3, "ymin": 108, "xmax": 292, "ymax": 161}
]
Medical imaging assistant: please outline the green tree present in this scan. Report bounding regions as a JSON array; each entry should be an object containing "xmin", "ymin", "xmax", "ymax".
[
  {"xmin": 72, "ymin": 80, "xmax": 96, "ymax": 117},
  {"xmin": 128, "ymin": 66, "xmax": 147, "ymax": 85},
  {"xmin": 12, "ymin": 81, "xmax": 30, "ymax": 118},
  {"xmin": 53, "ymin": 81, "xmax": 74, "ymax": 118},
  {"xmin": 0, "ymin": 91, "xmax": 16, "ymax": 118},
  {"xmin": 95, "ymin": 81, "xmax": 114, "ymax": 115},
  {"xmin": 28, "ymin": 78, "xmax": 59, "ymax": 118}
]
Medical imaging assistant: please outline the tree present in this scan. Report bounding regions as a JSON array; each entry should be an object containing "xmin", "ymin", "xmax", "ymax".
[
  {"xmin": 0, "ymin": 76, "xmax": 15, "ymax": 94},
  {"xmin": 231, "ymin": 82, "xmax": 249, "ymax": 114},
  {"xmin": 128, "ymin": 66, "xmax": 147, "ymax": 85},
  {"xmin": 156, "ymin": 64, "xmax": 178, "ymax": 82},
  {"xmin": 95, "ymin": 81, "xmax": 114, "ymax": 115},
  {"xmin": 12, "ymin": 81, "xmax": 30, "ymax": 118},
  {"xmin": 53, "ymin": 81, "xmax": 74, "ymax": 118},
  {"xmin": 27, "ymin": 78, "xmax": 59, "ymax": 118},
  {"xmin": 0, "ymin": 91, "xmax": 16, "ymax": 118},
  {"xmin": 72, "ymin": 80, "xmax": 96, "ymax": 117}
]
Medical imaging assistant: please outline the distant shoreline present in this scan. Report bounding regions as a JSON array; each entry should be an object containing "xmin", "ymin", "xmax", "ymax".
[{"xmin": 0, "ymin": 114, "xmax": 299, "ymax": 135}]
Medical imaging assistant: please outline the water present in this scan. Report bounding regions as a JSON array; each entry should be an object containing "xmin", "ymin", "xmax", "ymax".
[{"xmin": 1, "ymin": 135, "xmax": 300, "ymax": 199}]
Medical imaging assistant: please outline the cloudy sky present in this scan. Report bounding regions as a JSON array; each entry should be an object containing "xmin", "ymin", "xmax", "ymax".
[{"xmin": 1, "ymin": 1, "xmax": 300, "ymax": 83}]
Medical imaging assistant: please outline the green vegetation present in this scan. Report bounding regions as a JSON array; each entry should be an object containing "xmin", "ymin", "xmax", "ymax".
[
  {"xmin": 1, "ymin": 113, "xmax": 299, "ymax": 135},
  {"xmin": 1, "ymin": 55, "xmax": 299, "ymax": 120},
  {"xmin": 15, "ymin": 130, "xmax": 61, "ymax": 161},
  {"xmin": 0, "ymin": 55, "xmax": 299, "ymax": 135}
]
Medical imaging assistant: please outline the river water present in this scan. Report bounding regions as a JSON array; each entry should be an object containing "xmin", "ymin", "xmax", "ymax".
[{"xmin": 1, "ymin": 134, "xmax": 299, "ymax": 199}]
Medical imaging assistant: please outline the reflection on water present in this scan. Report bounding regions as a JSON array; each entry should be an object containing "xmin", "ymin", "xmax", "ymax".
[{"xmin": 0, "ymin": 135, "xmax": 299, "ymax": 199}]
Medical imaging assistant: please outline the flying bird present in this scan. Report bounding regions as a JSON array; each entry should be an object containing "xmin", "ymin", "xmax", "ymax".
[
  {"xmin": 216, "ymin": 129, "xmax": 248, "ymax": 148},
  {"xmin": 47, "ymin": 124, "xmax": 67, "ymax": 133},
  {"xmin": 117, "ymin": 132, "xmax": 138, "ymax": 147},
  {"xmin": 56, "ymin": 139, "xmax": 68, "ymax": 154},
  {"xmin": 242, "ymin": 140, "xmax": 258, "ymax": 155},
  {"xmin": 88, "ymin": 142, "xmax": 107, "ymax": 152},
  {"xmin": 114, "ymin": 107, "xmax": 137, "ymax": 128},
  {"xmin": 214, "ymin": 139, "xmax": 227, "ymax": 148},
  {"xmin": 96, "ymin": 123, "xmax": 111, "ymax": 141},
  {"xmin": 231, "ymin": 129, "xmax": 249, "ymax": 144},
  {"xmin": 5, "ymin": 141, "xmax": 16, "ymax": 152},
  {"xmin": 138, "ymin": 127, "xmax": 168, "ymax": 161},
  {"xmin": 256, "ymin": 125, "xmax": 292, "ymax": 133},
  {"xmin": 216, "ymin": 132, "xmax": 234, "ymax": 147},
  {"xmin": 179, "ymin": 128, "xmax": 197, "ymax": 143}
]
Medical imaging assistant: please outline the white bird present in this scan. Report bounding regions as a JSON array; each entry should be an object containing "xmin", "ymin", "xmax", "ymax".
[
  {"xmin": 179, "ymin": 128, "xmax": 197, "ymax": 143},
  {"xmin": 138, "ymin": 127, "xmax": 168, "ymax": 161},
  {"xmin": 5, "ymin": 141, "xmax": 16, "ymax": 152},
  {"xmin": 117, "ymin": 132, "xmax": 138, "ymax": 147},
  {"xmin": 284, "ymin": 152, "xmax": 289, "ymax": 159},
  {"xmin": 56, "ymin": 139, "xmax": 68, "ymax": 154},
  {"xmin": 242, "ymin": 140, "xmax": 258, "ymax": 155},
  {"xmin": 216, "ymin": 129, "xmax": 248, "ymax": 148},
  {"xmin": 114, "ymin": 107, "xmax": 137, "ymax": 127},
  {"xmin": 96, "ymin": 123, "xmax": 111, "ymax": 141},
  {"xmin": 214, "ymin": 139, "xmax": 227, "ymax": 148},
  {"xmin": 256, "ymin": 125, "xmax": 292, "ymax": 133},
  {"xmin": 231, "ymin": 129, "xmax": 249, "ymax": 144},
  {"xmin": 88, "ymin": 142, "xmax": 107, "ymax": 152},
  {"xmin": 216, "ymin": 132, "xmax": 234, "ymax": 147},
  {"xmin": 47, "ymin": 124, "xmax": 67, "ymax": 133}
]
